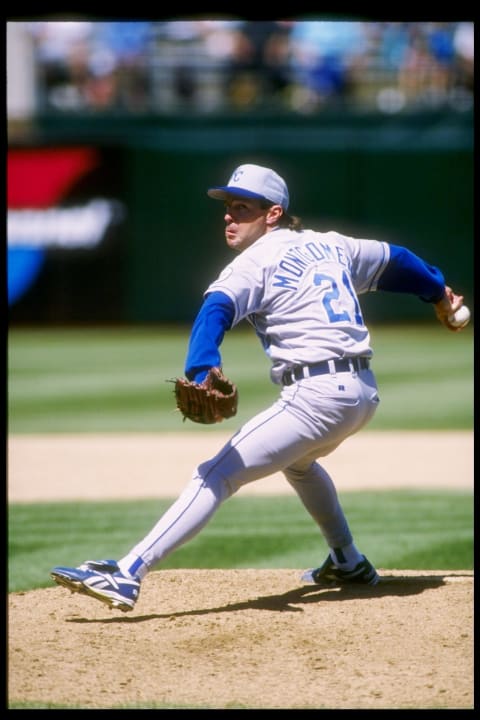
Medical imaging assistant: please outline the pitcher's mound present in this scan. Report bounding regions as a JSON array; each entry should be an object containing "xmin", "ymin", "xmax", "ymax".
[{"xmin": 9, "ymin": 568, "xmax": 473, "ymax": 709}]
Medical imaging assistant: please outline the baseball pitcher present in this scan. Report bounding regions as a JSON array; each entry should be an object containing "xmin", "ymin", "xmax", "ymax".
[{"xmin": 51, "ymin": 163, "xmax": 469, "ymax": 611}]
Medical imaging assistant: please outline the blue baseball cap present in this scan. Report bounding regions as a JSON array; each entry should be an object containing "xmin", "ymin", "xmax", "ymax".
[{"xmin": 207, "ymin": 164, "xmax": 290, "ymax": 211}]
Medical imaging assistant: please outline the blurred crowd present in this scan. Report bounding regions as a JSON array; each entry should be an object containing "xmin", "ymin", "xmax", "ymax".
[{"xmin": 19, "ymin": 19, "xmax": 474, "ymax": 115}]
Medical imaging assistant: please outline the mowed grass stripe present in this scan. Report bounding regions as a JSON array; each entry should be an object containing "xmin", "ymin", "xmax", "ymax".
[
  {"xmin": 8, "ymin": 490, "xmax": 473, "ymax": 592},
  {"xmin": 8, "ymin": 324, "xmax": 473, "ymax": 432}
]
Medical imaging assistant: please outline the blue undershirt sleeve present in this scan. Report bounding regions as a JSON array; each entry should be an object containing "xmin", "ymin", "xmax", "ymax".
[
  {"xmin": 184, "ymin": 291, "xmax": 235, "ymax": 382},
  {"xmin": 377, "ymin": 244, "xmax": 445, "ymax": 303}
]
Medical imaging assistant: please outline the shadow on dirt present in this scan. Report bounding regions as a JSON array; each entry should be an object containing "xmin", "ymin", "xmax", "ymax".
[{"xmin": 67, "ymin": 573, "xmax": 472, "ymax": 624}]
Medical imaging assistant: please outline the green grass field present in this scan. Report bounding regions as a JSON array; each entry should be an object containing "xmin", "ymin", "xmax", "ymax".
[
  {"xmin": 8, "ymin": 324, "xmax": 474, "ymax": 592},
  {"xmin": 8, "ymin": 323, "xmax": 474, "ymax": 432},
  {"xmin": 8, "ymin": 490, "xmax": 473, "ymax": 593}
]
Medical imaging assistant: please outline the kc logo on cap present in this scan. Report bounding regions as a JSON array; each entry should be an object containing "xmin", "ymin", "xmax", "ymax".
[{"xmin": 208, "ymin": 164, "xmax": 290, "ymax": 210}]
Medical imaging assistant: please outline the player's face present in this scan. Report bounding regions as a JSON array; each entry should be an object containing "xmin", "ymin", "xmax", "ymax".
[{"xmin": 223, "ymin": 197, "xmax": 273, "ymax": 252}]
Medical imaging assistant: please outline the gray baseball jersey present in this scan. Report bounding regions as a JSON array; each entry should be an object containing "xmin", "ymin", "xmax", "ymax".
[{"xmin": 206, "ymin": 227, "xmax": 390, "ymax": 368}]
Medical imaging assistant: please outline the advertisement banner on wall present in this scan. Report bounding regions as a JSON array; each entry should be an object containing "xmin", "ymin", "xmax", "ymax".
[{"xmin": 8, "ymin": 146, "xmax": 128, "ymax": 323}]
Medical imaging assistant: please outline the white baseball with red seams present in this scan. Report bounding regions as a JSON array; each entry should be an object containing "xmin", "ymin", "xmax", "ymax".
[{"xmin": 448, "ymin": 305, "xmax": 470, "ymax": 328}]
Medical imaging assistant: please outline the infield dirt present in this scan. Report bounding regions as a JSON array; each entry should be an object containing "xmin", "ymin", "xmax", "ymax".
[{"xmin": 8, "ymin": 431, "xmax": 473, "ymax": 709}]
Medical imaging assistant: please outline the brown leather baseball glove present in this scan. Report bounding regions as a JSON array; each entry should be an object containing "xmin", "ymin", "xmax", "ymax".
[{"xmin": 174, "ymin": 367, "xmax": 238, "ymax": 424}]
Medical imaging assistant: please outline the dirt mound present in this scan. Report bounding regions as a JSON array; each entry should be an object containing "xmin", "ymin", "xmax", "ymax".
[{"xmin": 8, "ymin": 569, "xmax": 473, "ymax": 709}]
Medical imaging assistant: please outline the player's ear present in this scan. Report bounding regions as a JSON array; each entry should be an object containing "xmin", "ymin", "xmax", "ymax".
[{"xmin": 266, "ymin": 204, "xmax": 283, "ymax": 226}]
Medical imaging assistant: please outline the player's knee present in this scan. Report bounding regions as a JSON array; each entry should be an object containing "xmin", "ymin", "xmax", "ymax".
[
  {"xmin": 195, "ymin": 460, "xmax": 234, "ymax": 502},
  {"xmin": 284, "ymin": 461, "xmax": 332, "ymax": 487},
  {"xmin": 284, "ymin": 463, "xmax": 315, "ymax": 485}
]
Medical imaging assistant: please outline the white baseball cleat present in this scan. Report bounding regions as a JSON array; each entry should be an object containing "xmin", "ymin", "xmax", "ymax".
[
  {"xmin": 302, "ymin": 554, "xmax": 380, "ymax": 586},
  {"xmin": 51, "ymin": 559, "xmax": 140, "ymax": 611}
]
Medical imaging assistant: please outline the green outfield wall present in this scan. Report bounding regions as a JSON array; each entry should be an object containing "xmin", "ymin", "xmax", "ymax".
[{"xmin": 9, "ymin": 110, "xmax": 472, "ymax": 324}]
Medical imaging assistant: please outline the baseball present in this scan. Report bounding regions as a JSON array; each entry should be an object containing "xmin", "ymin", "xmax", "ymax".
[{"xmin": 448, "ymin": 305, "xmax": 471, "ymax": 328}]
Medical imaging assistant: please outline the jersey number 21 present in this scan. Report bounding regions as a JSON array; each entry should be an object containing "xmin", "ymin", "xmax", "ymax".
[{"xmin": 314, "ymin": 272, "xmax": 363, "ymax": 326}]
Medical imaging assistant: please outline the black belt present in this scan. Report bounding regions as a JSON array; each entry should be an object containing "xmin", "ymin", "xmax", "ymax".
[{"xmin": 282, "ymin": 357, "xmax": 370, "ymax": 386}]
